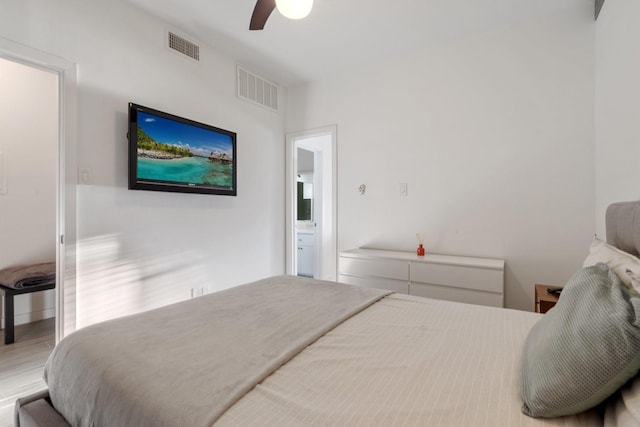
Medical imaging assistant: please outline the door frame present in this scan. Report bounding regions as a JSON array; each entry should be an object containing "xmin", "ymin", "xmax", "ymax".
[
  {"xmin": 285, "ymin": 125, "xmax": 337, "ymax": 281},
  {"xmin": 0, "ymin": 37, "xmax": 77, "ymax": 342}
]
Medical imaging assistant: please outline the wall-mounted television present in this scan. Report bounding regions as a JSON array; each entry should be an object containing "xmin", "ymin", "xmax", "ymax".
[{"xmin": 128, "ymin": 103, "xmax": 237, "ymax": 196}]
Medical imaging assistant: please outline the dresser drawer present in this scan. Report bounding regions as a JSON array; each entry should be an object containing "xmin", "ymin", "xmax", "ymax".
[
  {"xmin": 339, "ymin": 274, "xmax": 408, "ymax": 294},
  {"xmin": 409, "ymin": 281, "xmax": 503, "ymax": 307},
  {"xmin": 410, "ymin": 262, "xmax": 503, "ymax": 294},
  {"xmin": 339, "ymin": 257, "xmax": 409, "ymax": 281}
]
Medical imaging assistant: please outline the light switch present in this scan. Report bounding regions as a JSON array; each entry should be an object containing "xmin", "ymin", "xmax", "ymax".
[
  {"xmin": 399, "ymin": 183, "xmax": 408, "ymax": 196},
  {"xmin": 0, "ymin": 152, "xmax": 6, "ymax": 195},
  {"xmin": 78, "ymin": 167, "xmax": 91, "ymax": 185}
]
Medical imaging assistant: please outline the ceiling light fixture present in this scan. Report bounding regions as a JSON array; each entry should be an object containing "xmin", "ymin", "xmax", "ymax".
[
  {"xmin": 275, "ymin": 0, "xmax": 313, "ymax": 20},
  {"xmin": 249, "ymin": 0, "xmax": 313, "ymax": 30}
]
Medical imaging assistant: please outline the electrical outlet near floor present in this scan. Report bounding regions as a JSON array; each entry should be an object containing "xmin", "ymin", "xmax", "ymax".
[{"xmin": 190, "ymin": 287, "xmax": 205, "ymax": 298}]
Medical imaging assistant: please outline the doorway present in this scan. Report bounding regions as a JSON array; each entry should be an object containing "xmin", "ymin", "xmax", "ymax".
[
  {"xmin": 0, "ymin": 37, "xmax": 77, "ymax": 342},
  {"xmin": 0, "ymin": 57, "xmax": 58, "ymax": 338},
  {"xmin": 285, "ymin": 126, "xmax": 337, "ymax": 281}
]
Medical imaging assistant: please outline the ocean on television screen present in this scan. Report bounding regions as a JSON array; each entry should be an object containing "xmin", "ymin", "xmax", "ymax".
[{"xmin": 137, "ymin": 156, "xmax": 232, "ymax": 187}]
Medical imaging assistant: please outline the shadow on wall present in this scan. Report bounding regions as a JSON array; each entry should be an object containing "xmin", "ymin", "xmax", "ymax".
[{"xmin": 76, "ymin": 233, "xmax": 209, "ymax": 329}]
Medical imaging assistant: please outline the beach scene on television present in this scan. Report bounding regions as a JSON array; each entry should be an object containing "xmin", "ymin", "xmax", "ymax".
[{"xmin": 136, "ymin": 111, "xmax": 234, "ymax": 188}]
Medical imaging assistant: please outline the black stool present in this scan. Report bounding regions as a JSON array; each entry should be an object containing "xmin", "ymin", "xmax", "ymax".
[{"xmin": 0, "ymin": 282, "xmax": 55, "ymax": 344}]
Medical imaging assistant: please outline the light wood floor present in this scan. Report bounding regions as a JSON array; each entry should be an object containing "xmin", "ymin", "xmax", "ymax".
[{"xmin": 0, "ymin": 319, "xmax": 55, "ymax": 427}]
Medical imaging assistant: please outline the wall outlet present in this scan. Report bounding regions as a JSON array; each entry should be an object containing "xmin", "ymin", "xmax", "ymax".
[{"xmin": 190, "ymin": 287, "xmax": 205, "ymax": 298}]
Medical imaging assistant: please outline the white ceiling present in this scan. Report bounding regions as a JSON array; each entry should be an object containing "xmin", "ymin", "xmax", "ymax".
[{"xmin": 123, "ymin": 0, "xmax": 591, "ymax": 86}]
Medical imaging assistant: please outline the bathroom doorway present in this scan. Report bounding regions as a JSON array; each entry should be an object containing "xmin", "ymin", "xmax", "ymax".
[{"xmin": 285, "ymin": 126, "xmax": 337, "ymax": 281}]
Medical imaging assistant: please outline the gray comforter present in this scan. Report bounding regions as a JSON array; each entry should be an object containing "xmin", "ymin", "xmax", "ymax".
[{"xmin": 44, "ymin": 275, "xmax": 389, "ymax": 427}]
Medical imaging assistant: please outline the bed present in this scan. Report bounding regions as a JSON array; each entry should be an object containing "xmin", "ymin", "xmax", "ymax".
[{"xmin": 14, "ymin": 201, "xmax": 640, "ymax": 427}]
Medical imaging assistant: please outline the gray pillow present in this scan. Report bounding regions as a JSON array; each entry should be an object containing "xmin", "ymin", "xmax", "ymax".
[{"xmin": 521, "ymin": 263, "xmax": 640, "ymax": 418}]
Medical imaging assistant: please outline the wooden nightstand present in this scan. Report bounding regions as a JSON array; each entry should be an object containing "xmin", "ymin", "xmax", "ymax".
[{"xmin": 535, "ymin": 284, "xmax": 562, "ymax": 313}]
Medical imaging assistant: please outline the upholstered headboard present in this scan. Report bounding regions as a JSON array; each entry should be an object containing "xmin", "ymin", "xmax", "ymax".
[{"xmin": 606, "ymin": 201, "xmax": 640, "ymax": 256}]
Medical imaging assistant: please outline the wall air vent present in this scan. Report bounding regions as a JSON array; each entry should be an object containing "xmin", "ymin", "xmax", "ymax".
[
  {"xmin": 167, "ymin": 31, "xmax": 200, "ymax": 61},
  {"xmin": 237, "ymin": 66, "xmax": 278, "ymax": 112}
]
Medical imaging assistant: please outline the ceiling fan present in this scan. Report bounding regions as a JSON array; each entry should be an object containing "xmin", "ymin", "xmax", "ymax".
[{"xmin": 250, "ymin": 0, "xmax": 314, "ymax": 30}]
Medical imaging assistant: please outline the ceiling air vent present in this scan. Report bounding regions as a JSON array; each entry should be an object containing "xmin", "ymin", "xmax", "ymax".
[
  {"xmin": 167, "ymin": 31, "xmax": 200, "ymax": 61},
  {"xmin": 237, "ymin": 66, "xmax": 278, "ymax": 112}
]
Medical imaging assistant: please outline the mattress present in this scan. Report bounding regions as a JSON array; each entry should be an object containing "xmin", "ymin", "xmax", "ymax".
[{"xmin": 31, "ymin": 276, "xmax": 602, "ymax": 426}]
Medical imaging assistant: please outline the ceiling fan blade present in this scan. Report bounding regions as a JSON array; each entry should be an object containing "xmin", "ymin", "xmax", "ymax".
[{"xmin": 250, "ymin": 0, "xmax": 276, "ymax": 30}]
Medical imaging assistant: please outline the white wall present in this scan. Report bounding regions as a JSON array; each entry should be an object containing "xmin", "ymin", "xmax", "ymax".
[
  {"xmin": 0, "ymin": 0, "xmax": 286, "ymax": 328},
  {"xmin": 595, "ymin": 0, "xmax": 640, "ymax": 237},
  {"xmin": 0, "ymin": 57, "xmax": 57, "ymax": 327},
  {"xmin": 288, "ymin": 5, "xmax": 595, "ymax": 311}
]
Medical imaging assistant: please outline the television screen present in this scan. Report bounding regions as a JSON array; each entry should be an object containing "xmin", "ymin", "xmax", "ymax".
[{"xmin": 128, "ymin": 103, "xmax": 237, "ymax": 196}]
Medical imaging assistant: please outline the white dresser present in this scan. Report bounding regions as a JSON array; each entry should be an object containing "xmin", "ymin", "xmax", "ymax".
[{"xmin": 338, "ymin": 248, "xmax": 505, "ymax": 307}]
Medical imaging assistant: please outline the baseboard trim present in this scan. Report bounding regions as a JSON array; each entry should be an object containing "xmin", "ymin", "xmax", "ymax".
[{"xmin": 1, "ymin": 308, "xmax": 55, "ymax": 329}]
